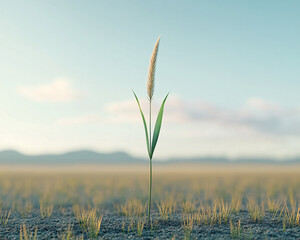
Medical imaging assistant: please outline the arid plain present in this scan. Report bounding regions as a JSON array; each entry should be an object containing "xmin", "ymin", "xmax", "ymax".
[{"xmin": 0, "ymin": 164, "xmax": 299, "ymax": 239}]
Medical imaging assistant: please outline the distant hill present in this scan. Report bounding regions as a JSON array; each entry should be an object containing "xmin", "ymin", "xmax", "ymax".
[
  {"xmin": 0, "ymin": 150, "xmax": 144, "ymax": 164},
  {"xmin": 0, "ymin": 150, "xmax": 299, "ymax": 165},
  {"xmin": 164, "ymin": 156, "xmax": 300, "ymax": 165}
]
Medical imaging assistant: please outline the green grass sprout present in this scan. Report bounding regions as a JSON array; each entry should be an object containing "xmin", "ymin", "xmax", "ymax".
[{"xmin": 133, "ymin": 37, "xmax": 169, "ymax": 223}]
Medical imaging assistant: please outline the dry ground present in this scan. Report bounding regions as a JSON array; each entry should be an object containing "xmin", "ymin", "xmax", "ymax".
[{"xmin": 0, "ymin": 164, "xmax": 299, "ymax": 239}]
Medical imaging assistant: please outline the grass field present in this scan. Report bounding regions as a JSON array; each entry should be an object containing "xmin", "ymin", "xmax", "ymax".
[{"xmin": 0, "ymin": 164, "xmax": 299, "ymax": 239}]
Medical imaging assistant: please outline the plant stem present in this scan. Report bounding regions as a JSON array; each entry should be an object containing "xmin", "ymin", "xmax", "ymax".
[
  {"xmin": 149, "ymin": 100, "xmax": 152, "ymax": 151},
  {"xmin": 148, "ymin": 157, "xmax": 152, "ymax": 223},
  {"xmin": 148, "ymin": 100, "xmax": 152, "ymax": 223}
]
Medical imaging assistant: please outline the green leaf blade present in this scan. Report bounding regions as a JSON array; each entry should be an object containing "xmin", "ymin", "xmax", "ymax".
[
  {"xmin": 150, "ymin": 93, "xmax": 169, "ymax": 158},
  {"xmin": 132, "ymin": 91, "xmax": 151, "ymax": 158}
]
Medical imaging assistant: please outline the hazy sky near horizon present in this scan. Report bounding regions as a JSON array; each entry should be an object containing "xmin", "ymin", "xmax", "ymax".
[{"xmin": 0, "ymin": 1, "xmax": 300, "ymax": 159}]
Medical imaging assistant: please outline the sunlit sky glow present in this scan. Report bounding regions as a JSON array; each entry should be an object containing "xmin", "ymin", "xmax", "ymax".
[{"xmin": 0, "ymin": 1, "xmax": 300, "ymax": 159}]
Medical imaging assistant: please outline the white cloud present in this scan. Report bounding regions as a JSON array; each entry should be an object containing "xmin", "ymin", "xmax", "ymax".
[
  {"xmin": 18, "ymin": 78, "xmax": 83, "ymax": 102},
  {"xmin": 52, "ymin": 96, "xmax": 300, "ymax": 158},
  {"xmin": 106, "ymin": 96, "xmax": 197, "ymax": 123},
  {"xmin": 105, "ymin": 96, "xmax": 300, "ymax": 136},
  {"xmin": 246, "ymin": 97, "xmax": 280, "ymax": 112},
  {"xmin": 105, "ymin": 99, "xmax": 141, "ymax": 123},
  {"xmin": 57, "ymin": 114, "xmax": 102, "ymax": 126},
  {"xmin": 0, "ymin": 90, "xmax": 298, "ymax": 160}
]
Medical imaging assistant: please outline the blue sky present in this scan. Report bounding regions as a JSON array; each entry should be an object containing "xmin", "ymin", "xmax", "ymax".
[{"xmin": 0, "ymin": 1, "xmax": 299, "ymax": 159}]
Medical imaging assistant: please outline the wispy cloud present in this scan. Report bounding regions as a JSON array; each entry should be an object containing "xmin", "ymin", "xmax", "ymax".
[
  {"xmin": 18, "ymin": 78, "xmax": 83, "ymax": 102},
  {"xmin": 57, "ymin": 114, "xmax": 102, "ymax": 126},
  {"xmin": 37, "ymin": 95, "xmax": 300, "ymax": 158},
  {"xmin": 246, "ymin": 97, "xmax": 280, "ymax": 112},
  {"xmin": 105, "ymin": 96, "xmax": 300, "ymax": 136},
  {"xmin": 100, "ymin": 96, "xmax": 300, "ymax": 158}
]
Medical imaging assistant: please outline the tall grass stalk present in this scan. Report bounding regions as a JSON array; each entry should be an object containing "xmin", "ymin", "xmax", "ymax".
[{"xmin": 133, "ymin": 37, "xmax": 169, "ymax": 223}]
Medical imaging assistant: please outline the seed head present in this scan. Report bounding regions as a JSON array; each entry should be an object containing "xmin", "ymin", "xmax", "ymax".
[{"xmin": 147, "ymin": 37, "xmax": 160, "ymax": 100}]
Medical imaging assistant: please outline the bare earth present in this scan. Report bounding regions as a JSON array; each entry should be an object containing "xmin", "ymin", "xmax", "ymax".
[{"xmin": 0, "ymin": 164, "xmax": 299, "ymax": 239}]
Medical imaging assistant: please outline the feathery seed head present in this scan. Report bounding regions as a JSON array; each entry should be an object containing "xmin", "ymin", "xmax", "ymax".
[{"xmin": 147, "ymin": 37, "xmax": 160, "ymax": 100}]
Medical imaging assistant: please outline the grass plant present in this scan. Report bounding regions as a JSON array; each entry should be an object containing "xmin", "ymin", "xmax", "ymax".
[
  {"xmin": 39, "ymin": 199, "xmax": 53, "ymax": 218},
  {"xmin": 133, "ymin": 37, "xmax": 169, "ymax": 222},
  {"xmin": 20, "ymin": 224, "xmax": 37, "ymax": 240},
  {"xmin": 182, "ymin": 214, "xmax": 194, "ymax": 240},
  {"xmin": 230, "ymin": 219, "xmax": 242, "ymax": 239},
  {"xmin": 196, "ymin": 201, "xmax": 232, "ymax": 225},
  {"xmin": 231, "ymin": 199, "xmax": 241, "ymax": 213},
  {"xmin": 181, "ymin": 200, "xmax": 196, "ymax": 214},
  {"xmin": 73, "ymin": 206, "xmax": 103, "ymax": 238},
  {"xmin": 282, "ymin": 204, "xmax": 300, "ymax": 226},
  {"xmin": 248, "ymin": 199, "xmax": 264, "ymax": 222},
  {"xmin": 136, "ymin": 217, "xmax": 146, "ymax": 237},
  {"xmin": 58, "ymin": 224, "xmax": 84, "ymax": 240},
  {"xmin": 115, "ymin": 199, "xmax": 146, "ymax": 217},
  {"xmin": 157, "ymin": 198, "xmax": 176, "ymax": 220},
  {"xmin": 0, "ymin": 209, "xmax": 11, "ymax": 226}
]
